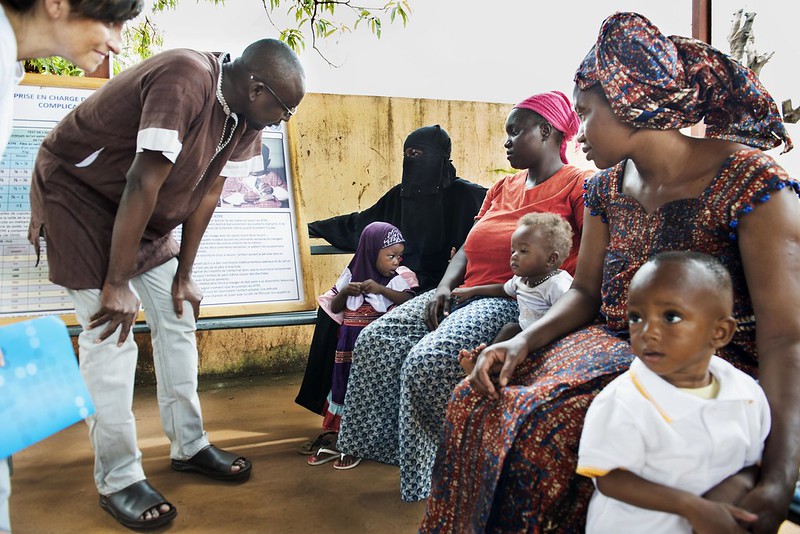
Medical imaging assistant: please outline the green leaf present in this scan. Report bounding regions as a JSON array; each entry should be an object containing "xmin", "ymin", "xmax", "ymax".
[
  {"xmin": 280, "ymin": 28, "xmax": 306, "ymax": 53},
  {"xmin": 398, "ymin": 5, "xmax": 408, "ymax": 25},
  {"xmin": 24, "ymin": 57, "xmax": 84, "ymax": 76},
  {"xmin": 114, "ymin": 0, "xmax": 414, "ymax": 72}
]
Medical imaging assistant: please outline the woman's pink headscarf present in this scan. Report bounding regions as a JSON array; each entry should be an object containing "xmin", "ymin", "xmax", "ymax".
[{"xmin": 514, "ymin": 91, "xmax": 580, "ymax": 164}]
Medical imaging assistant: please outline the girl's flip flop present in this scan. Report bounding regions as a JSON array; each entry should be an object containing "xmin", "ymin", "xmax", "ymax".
[
  {"xmin": 333, "ymin": 454, "xmax": 362, "ymax": 470},
  {"xmin": 307, "ymin": 447, "xmax": 340, "ymax": 466},
  {"xmin": 297, "ymin": 431, "xmax": 337, "ymax": 455}
]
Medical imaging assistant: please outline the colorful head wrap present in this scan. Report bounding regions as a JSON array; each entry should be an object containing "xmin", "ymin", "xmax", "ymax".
[
  {"xmin": 348, "ymin": 222, "xmax": 405, "ymax": 284},
  {"xmin": 574, "ymin": 12, "xmax": 792, "ymax": 153},
  {"xmin": 514, "ymin": 91, "xmax": 580, "ymax": 164}
]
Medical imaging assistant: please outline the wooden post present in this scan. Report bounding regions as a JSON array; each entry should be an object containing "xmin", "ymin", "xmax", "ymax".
[
  {"xmin": 691, "ymin": 0, "xmax": 711, "ymax": 137},
  {"xmin": 692, "ymin": 0, "xmax": 712, "ymax": 43},
  {"xmin": 86, "ymin": 55, "xmax": 112, "ymax": 79}
]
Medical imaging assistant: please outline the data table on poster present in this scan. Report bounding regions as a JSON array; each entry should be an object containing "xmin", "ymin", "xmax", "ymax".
[
  {"xmin": 0, "ymin": 127, "xmax": 72, "ymax": 317},
  {"xmin": 0, "ymin": 128, "xmax": 46, "ymax": 211}
]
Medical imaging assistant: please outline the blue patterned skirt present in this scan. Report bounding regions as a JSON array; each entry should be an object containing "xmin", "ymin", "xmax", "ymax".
[{"xmin": 337, "ymin": 289, "xmax": 519, "ymax": 501}]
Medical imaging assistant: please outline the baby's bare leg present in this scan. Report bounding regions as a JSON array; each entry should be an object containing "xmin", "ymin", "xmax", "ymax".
[
  {"xmin": 491, "ymin": 322, "xmax": 521, "ymax": 344},
  {"xmin": 458, "ymin": 323, "xmax": 522, "ymax": 375}
]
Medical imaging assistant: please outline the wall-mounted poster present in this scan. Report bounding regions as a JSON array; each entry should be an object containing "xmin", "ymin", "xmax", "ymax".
[
  {"xmin": 173, "ymin": 126, "xmax": 310, "ymax": 313},
  {"xmin": 0, "ymin": 74, "xmax": 313, "ymax": 324}
]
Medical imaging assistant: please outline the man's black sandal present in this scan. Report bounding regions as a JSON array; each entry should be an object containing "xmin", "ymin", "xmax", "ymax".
[
  {"xmin": 171, "ymin": 444, "xmax": 252, "ymax": 481},
  {"xmin": 99, "ymin": 479, "xmax": 177, "ymax": 530}
]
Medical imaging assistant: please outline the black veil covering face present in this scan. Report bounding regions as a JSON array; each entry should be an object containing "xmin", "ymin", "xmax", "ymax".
[
  {"xmin": 308, "ymin": 125, "xmax": 485, "ymax": 293},
  {"xmin": 399, "ymin": 125, "xmax": 456, "ymax": 288},
  {"xmin": 400, "ymin": 125, "xmax": 456, "ymax": 196}
]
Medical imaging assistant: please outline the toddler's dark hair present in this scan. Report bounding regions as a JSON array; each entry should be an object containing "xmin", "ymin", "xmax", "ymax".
[{"xmin": 649, "ymin": 250, "xmax": 733, "ymax": 298}]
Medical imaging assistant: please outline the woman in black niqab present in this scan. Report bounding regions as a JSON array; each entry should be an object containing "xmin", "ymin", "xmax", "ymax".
[
  {"xmin": 298, "ymin": 126, "xmax": 485, "ymax": 417},
  {"xmin": 308, "ymin": 125, "xmax": 486, "ymax": 292}
]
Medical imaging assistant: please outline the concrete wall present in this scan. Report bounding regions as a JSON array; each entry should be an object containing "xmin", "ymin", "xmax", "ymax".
[{"xmin": 133, "ymin": 93, "xmax": 594, "ymax": 382}]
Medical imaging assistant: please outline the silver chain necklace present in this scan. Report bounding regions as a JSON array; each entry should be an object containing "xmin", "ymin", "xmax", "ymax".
[{"xmin": 192, "ymin": 53, "xmax": 238, "ymax": 191}]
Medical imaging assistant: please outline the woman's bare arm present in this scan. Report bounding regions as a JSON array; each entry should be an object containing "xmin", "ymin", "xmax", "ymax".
[{"xmin": 735, "ymin": 186, "xmax": 800, "ymax": 533}]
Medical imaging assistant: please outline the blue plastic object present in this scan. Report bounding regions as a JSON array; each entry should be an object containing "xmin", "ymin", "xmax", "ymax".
[{"xmin": 0, "ymin": 316, "xmax": 94, "ymax": 458}]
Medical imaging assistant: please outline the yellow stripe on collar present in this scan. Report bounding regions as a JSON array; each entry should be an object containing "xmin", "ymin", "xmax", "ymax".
[{"xmin": 630, "ymin": 370, "xmax": 673, "ymax": 423}]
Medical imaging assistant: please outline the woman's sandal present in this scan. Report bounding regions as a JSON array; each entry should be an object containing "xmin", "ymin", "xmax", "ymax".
[
  {"xmin": 171, "ymin": 444, "xmax": 252, "ymax": 481},
  {"xmin": 307, "ymin": 447, "xmax": 340, "ymax": 466},
  {"xmin": 99, "ymin": 479, "xmax": 177, "ymax": 529},
  {"xmin": 333, "ymin": 454, "xmax": 362, "ymax": 470},
  {"xmin": 297, "ymin": 431, "xmax": 337, "ymax": 455}
]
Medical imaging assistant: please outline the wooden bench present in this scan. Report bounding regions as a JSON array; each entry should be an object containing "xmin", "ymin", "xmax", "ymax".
[{"xmin": 66, "ymin": 310, "xmax": 318, "ymax": 337}]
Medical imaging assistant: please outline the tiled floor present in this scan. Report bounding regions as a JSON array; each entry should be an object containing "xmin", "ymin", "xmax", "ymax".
[{"xmin": 7, "ymin": 373, "xmax": 800, "ymax": 533}]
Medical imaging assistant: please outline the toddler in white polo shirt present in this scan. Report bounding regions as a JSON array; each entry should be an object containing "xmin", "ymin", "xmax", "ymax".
[{"xmin": 577, "ymin": 251, "xmax": 770, "ymax": 533}]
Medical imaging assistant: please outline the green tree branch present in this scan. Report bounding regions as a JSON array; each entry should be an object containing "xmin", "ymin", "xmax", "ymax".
[{"xmin": 25, "ymin": 0, "xmax": 410, "ymax": 75}]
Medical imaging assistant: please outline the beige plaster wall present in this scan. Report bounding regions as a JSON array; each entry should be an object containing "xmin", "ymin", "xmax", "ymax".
[{"xmin": 134, "ymin": 93, "xmax": 595, "ymax": 381}]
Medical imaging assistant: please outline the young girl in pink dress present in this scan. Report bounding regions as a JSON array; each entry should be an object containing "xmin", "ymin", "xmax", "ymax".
[{"xmin": 308, "ymin": 222, "xmax": 418, "ymax": 469}]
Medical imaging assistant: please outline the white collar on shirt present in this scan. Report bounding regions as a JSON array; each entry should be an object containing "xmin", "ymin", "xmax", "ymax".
[{"xmin": 628, "ymin": 356, "xmax": 759, "ymax": 423}]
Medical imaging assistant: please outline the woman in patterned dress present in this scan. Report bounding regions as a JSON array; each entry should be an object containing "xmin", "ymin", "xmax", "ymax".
[
  {"xmin": 336, "ymin": 91, "xmax": 591, "ymax": 501},
  {"xmin": 422, "ymin": 12, "xmax": 800, "ymax": 533}
]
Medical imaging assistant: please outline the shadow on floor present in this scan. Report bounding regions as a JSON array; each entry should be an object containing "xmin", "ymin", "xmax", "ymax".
[{"xmin": 9, "ymin": 373, "xmax": 426, "ymax": 533}]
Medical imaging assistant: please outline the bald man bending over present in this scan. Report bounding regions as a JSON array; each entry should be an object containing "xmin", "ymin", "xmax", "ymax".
[{"xmin": 28, "ymin": 39, "xmax": 305, "ymax": 529}]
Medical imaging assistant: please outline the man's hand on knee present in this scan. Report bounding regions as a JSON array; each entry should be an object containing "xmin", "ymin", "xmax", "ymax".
[{"xmin": 89, "ymin": 284, "xmax": 140, "ymax": 346}]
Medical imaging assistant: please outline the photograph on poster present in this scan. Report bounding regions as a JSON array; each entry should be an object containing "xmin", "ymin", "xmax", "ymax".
[{"xmin": 219, "ymin": 136, "xmax": 291, "ymax": 209}]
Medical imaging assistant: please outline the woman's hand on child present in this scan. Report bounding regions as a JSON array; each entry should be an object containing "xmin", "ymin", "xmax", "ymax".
[
  {"xmin": 469, "ymin": 335, "xmax": 529, "ymax": 400},
  {"xmin": 702, "ymin": 465, "xmax": 757, "ymax": 506},
  {"xmin": 735, "ymin": 482, "xmax": 793, "ymax": 534}
]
